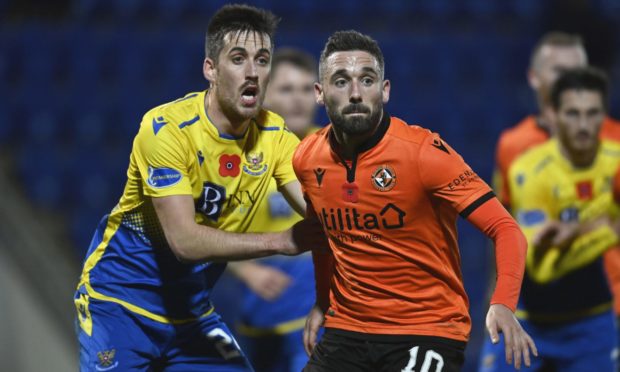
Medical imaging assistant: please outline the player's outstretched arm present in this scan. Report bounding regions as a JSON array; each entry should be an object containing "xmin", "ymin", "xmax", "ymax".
[
  {"xmin": 153, "ymin": 194, "xmax": 314, "ymax": 263},
  {"xmin": 466, "ymin": 196, "xmax": 538, "ymax": 369},
  {"xmin": 527, "ymin": 216, "xmax": 620, "ymax": 283},
  {"xmin": 486, "ymin": 304, "xmax": 537, "ymax": 370},
  {"xmin": 279, "ymin": 180, "xmax": 306, "ymax": 216}
]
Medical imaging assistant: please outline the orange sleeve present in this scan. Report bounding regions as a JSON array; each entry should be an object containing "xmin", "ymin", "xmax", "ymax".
[
  {"xmin": 418, "ymin": 132, "xmax": 493, "ymax": 214},
  {"xmin": 466, "ymin": 197, "xmax": 527, "ymax": 312}
]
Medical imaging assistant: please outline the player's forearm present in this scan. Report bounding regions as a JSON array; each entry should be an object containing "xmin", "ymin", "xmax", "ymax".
[
  {"xmin": 153, "ymin": 195, "xmax": 296, "ymax": 263},
  {"xmin": 467, "ymin": 197, "xmax": 526, "ymax": 312},
  {"xmin": 169, "ymin": 223, "xmax": 290, "ymax": 263},
  {"xmin": 527, "ymin": 218, "xmax": 619, "ymax": 283},
  {"xmin": 552, "ymin": 222, "xmax": 619, "ymax": 277},
  {"xmin": 312, "ymin": 247, "xmax": 334, "ymax": 312}
]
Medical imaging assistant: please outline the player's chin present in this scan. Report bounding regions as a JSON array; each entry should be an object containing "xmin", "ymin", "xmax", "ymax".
[
  {"xmin": 571, "ymin": 137, "xmax": 595, "ymax": 151},
  {"xmin": 236, "ymin": 104, "xmax": 261, "ymax": 119}
]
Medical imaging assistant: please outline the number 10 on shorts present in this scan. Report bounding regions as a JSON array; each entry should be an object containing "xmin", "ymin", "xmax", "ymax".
[{"xmin": 402, "ymin": 346, "xmax": 445, "ymax": 372}]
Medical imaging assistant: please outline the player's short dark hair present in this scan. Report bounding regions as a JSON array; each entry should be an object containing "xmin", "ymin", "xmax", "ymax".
[
  {"xmin": 205, "ymin": 4, "xmax": 280, "ymax": 62},
  {"xmin": 272, "ymin": 48, "xmax": 317, "ymax": 76},
  {"xmin": 530, "ymin": 31, "xmax": 585, "ymax": 69},
  {"xmin": 550, "ymin": 67, "xmax": 609, "ymax": 110},
  {"xmin": 319, "ymin": 30, "xmax": 385, "ymax": 80}
]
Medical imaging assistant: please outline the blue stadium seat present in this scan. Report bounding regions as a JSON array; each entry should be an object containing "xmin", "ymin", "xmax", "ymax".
[
  {"xmin": 0, "ymin": 102, "xmax": 12, "ymax": 144},
  {"xmin": 510, "ymin": 0, "xmax": 544, "ymax": 19},
  {"xmin": 70, "ymin": 113, "xmax": 107, "ymax": 146},
  {"xmin": 419, "ymin": 0, "xmax": 459, "ymax": 17},
  {"xmin": 69, "ymin": 206, "xmax": 107, "ymax": 257},
  {"xmin": 17, "ymin": 139, "xmax": 65, "ymax": 209}
]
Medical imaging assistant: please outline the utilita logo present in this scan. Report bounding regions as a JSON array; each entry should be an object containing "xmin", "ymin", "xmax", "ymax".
[{"xmin": 318, "ymin": 203, "xmax": 406, "ymax": 231}]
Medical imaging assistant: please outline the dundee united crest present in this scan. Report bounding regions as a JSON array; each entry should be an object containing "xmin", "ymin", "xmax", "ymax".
[{"xmin": 371, "ymin": 165, "xmax": 396, "ymax": 191}]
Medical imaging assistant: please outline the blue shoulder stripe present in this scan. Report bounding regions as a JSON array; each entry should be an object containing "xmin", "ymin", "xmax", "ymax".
[
  {"xmin": 178, "ymin": 115, "xmax": 200, "ymax": 129},
  {"xmin": 256, "ymin": 125, "xmax": 280, "ymax": 131}
]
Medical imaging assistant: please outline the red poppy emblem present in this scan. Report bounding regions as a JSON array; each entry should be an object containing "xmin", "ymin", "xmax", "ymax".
[{"xmin": 219, "ymin": 154, "xmax": 241, "ymax": 177}]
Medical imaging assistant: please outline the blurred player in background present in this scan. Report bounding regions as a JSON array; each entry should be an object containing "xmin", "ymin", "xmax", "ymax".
[
  {"xmin": 72, "ymin": 5, "xmax": 324, "ymax": 371},
  {"xmin": 481, "ymin": 68, "xmax": 620, "ymax": 371},
  {"xmin": 228, "ymin": 48, "xmax": 321, "ymax": 372},
  {"xmin": 492, "ymin": 31, "xmax": 620, "ymax": 355},
  {"xmin": 295, "ymin": 30, "xmax": 536, "ymax": 372},
  {"xmin": 494, "ymin": 31, "xmax": 620, "ymax": 208}
]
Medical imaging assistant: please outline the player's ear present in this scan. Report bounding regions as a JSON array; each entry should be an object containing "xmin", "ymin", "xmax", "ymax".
[
  {"xmin": 527, "ymin": 69, "xmax": 540, "ymax": 91},
  {"xmin": 203, "ymin": 57, "xmax": 217, "ymax": 84},
  {"xmin": 546, "ymin": 106, "xmax": 558, "ymax": 125},
  {"xmin": 382, "ymin": 79, "xmax": 391, "ymax": 104},
  {"xmin": 315, "ymin": 82, "xmax": 324, "ymax": 106}
]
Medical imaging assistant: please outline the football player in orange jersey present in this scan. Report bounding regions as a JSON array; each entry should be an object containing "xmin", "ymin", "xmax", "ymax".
[
  {"xmin": 494, "ymin": 32, "xmax": 587, "ymax": 207},
  {"xmin": 294, "ymin": 30, "xmax": 537, "ymax": 372}
]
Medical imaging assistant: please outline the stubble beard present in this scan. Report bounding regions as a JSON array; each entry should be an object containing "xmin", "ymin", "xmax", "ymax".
[{"xmin": 327, "ymin": 100, "xmax": 383, "ymax": 136}]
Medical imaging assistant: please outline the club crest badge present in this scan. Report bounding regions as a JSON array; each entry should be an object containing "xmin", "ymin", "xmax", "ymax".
[
  {"xmin": 371, "ymin": 165, "xmax": 396, "ymax": 192},
  {"xmin": 243, "ymin": 151, "xmax": 268, "ymax": 176},
  {"xmin": 96, "ymin": 349, "xmax": 118, "ymax": 371}
]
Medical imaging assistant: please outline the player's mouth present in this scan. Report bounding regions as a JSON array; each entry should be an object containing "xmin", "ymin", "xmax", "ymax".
[
  {"xmin": 342, "ymin": 104, "xmax": 370, "ymax": 115},
  {"xmin": 240, "ymin": 85, "xmax": 259, "ymax": 107},
  {"xmin": 575, "ymin": 131, "xmax": 592, "ymax": 141}
]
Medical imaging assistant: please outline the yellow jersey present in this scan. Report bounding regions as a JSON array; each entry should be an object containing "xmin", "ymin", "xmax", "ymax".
[
  {"xmin": 76, "ymin": 91, "xmax": 300, "ymax": 327},
  {"xmin": 509, "ymin": 138, "xmax": 620, "ymax": 321}
]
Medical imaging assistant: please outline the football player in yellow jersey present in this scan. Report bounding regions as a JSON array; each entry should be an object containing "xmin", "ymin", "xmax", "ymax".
[
  {"xmin": 226, "ymin": 48, "xmax": 320, "ymax": 372},
  {"xmin": 73, "ymin": 5, "xmax": 324, "ymax": 371},
  {"xmin": 480, "ymin": 68, "xmax": 620, "ymax": 371}
]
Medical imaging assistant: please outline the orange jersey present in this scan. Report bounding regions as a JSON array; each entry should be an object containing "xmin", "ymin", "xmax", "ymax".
[
  {"xmin": 601, "ymin": 116, "xmax": 620, "ymax": 142},
  {"xmin": 495, "ymin": 114, "xmax": 620, "ymax": 314},
  {"xmin": 494, "ymin": 116, "xmax": 549, "ymax": 207},
  {"xmin": 293, "ymin": 115, "xmax": 494, "ymax": 342}
]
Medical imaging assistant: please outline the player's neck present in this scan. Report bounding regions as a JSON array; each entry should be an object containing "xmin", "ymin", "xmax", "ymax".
[
  {"xmin": 291, "ymin": 123, "xmax": 312, "ymax": 140},
  {"xmin": 559, "ymin": 141, "xmax": 599, "ymax": 169},
  {"xmin": 535, "ymin": 107, "xmax": 554, "ymax": 134},
  {"xmin": 205, "ymin": 91, "xmax": 252, "ymax": 138},
  {"xmin": 332, "ymin": 122, "xmax": 380, "ymax": 159}
]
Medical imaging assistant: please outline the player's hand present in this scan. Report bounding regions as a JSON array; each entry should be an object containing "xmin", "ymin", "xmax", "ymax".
[
  {"xmin": 236, "ymin": 262, "xmax": 292, "ymax": 301},
  {"xmin": 550, "ymin": 221, "xmax": 580, "ymax": 249},
  {"xmin": 532, "ymin": 221, "xmax": 560, "ymax": 250},
  {"xmin": 281, "ymin": 218, "xmax": 328, "ymax": 256},
  {"xmin": 303, "ymin": 304, "xmax": 325, "ymax": 356},
  {"xmin": 486, "ymin": 304, "xmax": 538, "ymax": 370}
]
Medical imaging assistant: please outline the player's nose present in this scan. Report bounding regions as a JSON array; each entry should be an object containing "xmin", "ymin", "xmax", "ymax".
[
  {"xmin": 349, "ymin": 81, "xmax": 362, "ymax": 103},
  {"xmin": 245, "ymin": 61, "xmax": 259, "ymax": 79}
]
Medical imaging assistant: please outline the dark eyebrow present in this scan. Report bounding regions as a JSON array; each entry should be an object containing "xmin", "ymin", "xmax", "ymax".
[
  {"xmin": 331, "ymin": 69, "xmax": 350, "ymax": 77},
  {"xmin": 228, "ymin": 47, "xmax": 271, "ymax": 57},
  {"xmin": 331, "ymin": 67, "xmax": 378, "ymax": 78},
  {"xmin": 228, "ymin": 47, "xmax": 248, "ymax": 55},
  {"xmin": 361, "ymin": 66, "xmax": 379, "ymax": 75}
]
